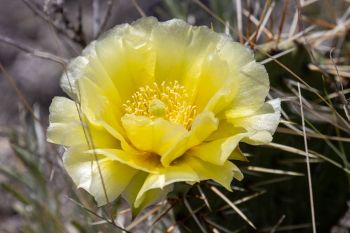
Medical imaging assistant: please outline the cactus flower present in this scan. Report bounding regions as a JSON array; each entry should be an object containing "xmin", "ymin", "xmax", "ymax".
[{"xmin": 47, "ymin": 17, "xmax": 280, "ymax": 213}]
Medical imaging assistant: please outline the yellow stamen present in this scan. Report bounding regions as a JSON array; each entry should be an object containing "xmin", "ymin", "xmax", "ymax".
[{"xmin": 123, "ymin": 81, "xmax": 197, "ymax": 128}]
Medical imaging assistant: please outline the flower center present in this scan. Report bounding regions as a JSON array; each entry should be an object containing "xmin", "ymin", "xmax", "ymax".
[{"xmin": 123, "ymin": 81, "xmax": 197, "ymax": 128}]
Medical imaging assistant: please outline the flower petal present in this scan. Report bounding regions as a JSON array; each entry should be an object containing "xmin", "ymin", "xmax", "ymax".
[
  {"xmin": 229, "ymin": 147, "xmax": 249, "ymax": 162},
  {"xmin": 218, "ymin": 39, "xmax": 255, "ymax": 73},
  {"xmin": 246, "ymin": 99, "xmax": 281, "ymax": 132},
  {"xmin": 206, "ymin": 119, "xmax": 245, "ymax": 141},
  {"xmin": 203, "ymin": 79, "xmax": 238, "ymax": 114},
  {"xmin": 184, "ymin": 156, "xmax": 243, "ymax": 189},
  {"xmin": 228, "ymin": 98, "xmax": 281, "ymax": 145},
  {"xmin": 63, "ymin": 147, "xmax": 138, "ymax": 206},
  {"xmin": 61, "ymin": 46, "xmax": 127, "ymax": 142},
  {"xmin": 200, "ymin": 40, "xmax": 255, "ymax": 114},
  {"xmin": 61, "ymin": 42, "xmax": 122, "ymax": 105},
  {"xmin": 62, "ymin": 18, "xmax": 152, "ymax": 103},
  {"xmin": 121, "ymin": 114, "xmax": 188, "ymax": 156},
  {"xmin": 47, "ymin": 97, "xmax": 118, "ymax": 148},
  {"xmin": 134, "ymin": 162, "xmax": 199, "ymax": 207},
  {"xmin": 243, "ymin": 131, "xmax": 273, "ymax": 145},
  {"xmin": 122, "ymin": 172, "xmax": 173, "ymax": 215},
  {"xmin": 91, "ymin": 148, "xmax": 161, "ymax": 173},
  {"xmin": 77, "ymin": 76, "xmax": 125, "ymax": 136},
  {"xmin": 134, "ymin": 156, "xmax": 241, "ymax": 207},
  {"xmin": 52, "ymin": 17, "xmax": 279, "ymax": 215},
  {"xmin": 225, "ymin": 61, "xmax": 270, "ymax": 118},
  {"xmin": 188, "ymin": 133, "xmax": 249, "ymax": 165},
  {"xmin": 161, "ymin": 112, "xmax": 219, "ymax": 166},
  {"xmin": 60, "ymin": 56, "xmax": 88, "ymax": 99},
  {"xmin": 150, "ymin": 18, "xmax": 251, "ymax": 112},
  {"xmin": 151, "ymin": 19, "xmax": 222, "ymax": 86},
  {"xmin": 191, "ymin": 52, "xmax": 231, "ymax": 112},
  {"xmin": 94, "ymin": 18, "xmax": 157, "ymax": 101},
  {"xmin": 60, "ymin": 42, "xmax": 129, "ymax": 143}
]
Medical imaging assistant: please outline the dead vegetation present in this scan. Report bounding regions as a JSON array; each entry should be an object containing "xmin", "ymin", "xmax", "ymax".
[{"xmin": 0, "ymin": 0, "xmax": 350, "ymax": 232}]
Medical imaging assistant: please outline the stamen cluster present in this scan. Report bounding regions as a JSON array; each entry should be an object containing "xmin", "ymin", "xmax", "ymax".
[{"xmin": 123, "ymin": 81, "xmax": 197, "ymax": 129}]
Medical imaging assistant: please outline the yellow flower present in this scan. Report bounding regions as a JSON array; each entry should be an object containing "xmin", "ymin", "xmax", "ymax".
[{"xmin": 47, "ymin": 17, "xmax": 280, "ymax": 212}]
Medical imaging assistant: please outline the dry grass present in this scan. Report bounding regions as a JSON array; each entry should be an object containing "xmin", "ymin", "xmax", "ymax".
[{"xmin": 0, "ymin": 0, "xmax": 350, "ymax": 232}]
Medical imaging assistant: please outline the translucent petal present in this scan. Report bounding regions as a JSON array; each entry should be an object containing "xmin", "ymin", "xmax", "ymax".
[
  {"xmin": 150, "ymin": 19, "xmax": 255, "ymax": 113},
  {"xmin": 61, "ymin": 56, "xmax": 88, "ymax": 99},
  {"xmin": 63, "ymin": 147, "xmax": 138, "ymax": 206},
  {"xmin": 121, "ymin": 114, "xmax": 188, "ymax": 156},
  {"xmin": 135, "ymin": 161, "xmax": 199, "ymax": 207},
  {"xmin": 91, "ymin": 148, "xmax": 161, "ymax": 173},
  {"xmin": 161, "ymin": 112, "xmax": 219, "ymax": 166},
  {"xmin": 225, "ymin": 61, "xmax": 270, "ymax": 118},
  {"xmin": 47, "ymin": 97, "xmax": 118, "ymax": 148},
  {"xmin": 62, "ymin": 18, "xmax": 158, "ymax": 102},
  {"xmin": 206, "ymin": 119, "xmax": 245, "ymax": 141},
  {"xmin": 200, "ymin": 39, "xmax": 256, "ymax": 114},
  {"xmin": 228, "ymin": 147, "xmax": 249, "ymax": 162},
  {"xmin": 150, "ymin": 19, "xmax": 223, "ymax": 87},
  {"xmin": 230, "ymin": 99, "xmax": 280, "ymax": 131},
  {"xmin": 203, "ymin": 79, "xmax": 238, "ymax": 114},
  {"xmin": 192, "ymin": 52, "xmax": 231, "ymax": 112},
  {"xmin": 122, "ymin": 172, "xmax": 147, "ymax": 208},
  {"xmin": 218, "ymin": 39, "xmax": 255, "ymax": 74},
  {"xmin": 122, "ymin": 172, "xmax": 172, "ymax": 214},
  {"xmin": 184, "ymin": 156, "xmax": 243, "ymax": 189},
  {"xmin": 77, "ymin": 78, "xmax": 117, "ymax": 123},
  {"xmin": 134, "ymin": 156, "xmax": 241, "ymax": 206},
  {"xmin": 243, "ymin": 131, "xmax": 273, "ymax": 145},
  {"xmin": 94, "ymin": 19, "xmax": 157, "ymax": 102},
  {"xmin": 61, "ymin": 45, "xmax": 125, "ymax": 139},
  {"xmin": 188, "ymin": 133, "xmax": 249, "ymax": 165},
  {"xmin": 229, "ymin": 99, "xmax": 281, "ymax": 145}
]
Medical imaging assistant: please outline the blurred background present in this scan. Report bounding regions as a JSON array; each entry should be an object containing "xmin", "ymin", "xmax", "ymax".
[{"xmin": 1, "ymin": 0, "xmax": 350, "ymax": 232}]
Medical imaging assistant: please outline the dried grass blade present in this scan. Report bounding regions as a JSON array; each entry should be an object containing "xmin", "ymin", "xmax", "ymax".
[
  {"xmin": 276, "ymin": 0, "xmax": 289, "ymax": 46},
  {"xmin": 259, "ymin": 48, "xmax": 295, "ymax": 65},
  {"xmin": 197, "ymin": 185, "xmax": 212, "ymax": 211},
  {"xmin": 298, "ymin": 82, "xmax": 316, "ymax": 233},
  {"xmin": 234, "ymin": 190, "xmax": 266, "ymax": 205},
  {"xmin": 234, "ymin": 0, "xmax": 243, "ymax": 43},
  {"xmin": 257, "ymin": 49, "xmax": 350, "ymax": 130},
  {"xmin": 204, "ymin": 217, "xmax": 239, "ymax": 233},
  {"xmin": 265, "ymin": 142, "xmax": 317, "ymax": 158},
  {"xmin": 68, "ymin": 197, "xmax": 130, "ymax": 232},
  {"xmin": 276, "ymin": 126, "xmax": 350, "ymax": 142},
  {"xmin": 0, "ymin": 63, "xmax": 39, "ymax": 122},
  {"xmin": 210, "ymin": 186, "xmax": 256, "ymax": 229},
  {"xmin": 245, "ymin": 166, "xmax": 304, "ymax": 176},
  {"xmin": 97, "ymin": 0, "xmax": 115, "ymax": 37},
  {"xmin": 270, "ymin": 214, "xmax": 286, "ymax": 233},
  {"xmin": 126, "ymin": 204, "xmax": 162, "ymax": 231},
  {"xmin": 132, "ymin": 0, "xmax": 146, "ymax": 17},
  {"xmin": 184, "ymin": 196, "xmax": 208, "ymax": 233}
]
